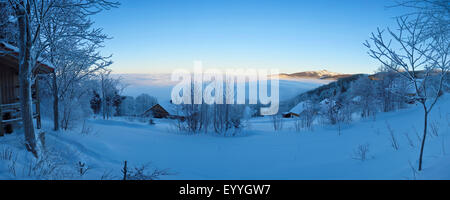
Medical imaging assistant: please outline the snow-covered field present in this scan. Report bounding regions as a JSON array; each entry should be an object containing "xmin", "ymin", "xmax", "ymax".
[{"xmin": 1, "ymin": 93, "xmax": 449, "ymax": 180}]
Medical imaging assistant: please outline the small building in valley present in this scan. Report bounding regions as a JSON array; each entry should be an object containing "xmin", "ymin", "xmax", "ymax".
[
  {"xmin": 142, "ymin": 104, "xmax": 170, "ymax": 119},
  {"xmin": 283, "ymin": 101, "xmax": 309, "ymax": 118},
  {"xmin": 282, "ymin": 112, "xmax": 299, "ymax": 118}
]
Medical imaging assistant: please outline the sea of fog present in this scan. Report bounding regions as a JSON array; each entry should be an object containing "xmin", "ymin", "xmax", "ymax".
[{"xmin": 112, "ymin": 73, "xmax": 331, "ymax": 105}]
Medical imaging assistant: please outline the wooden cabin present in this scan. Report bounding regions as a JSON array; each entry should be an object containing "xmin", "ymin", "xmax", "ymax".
[
  {"xmin": 282, "ymin": 112, "xmax": 300, "ymax": 118},
  {"xmin": 284, "ymin": 101, "xmax": 309, "ymax": 118},
  {"xmin": 0, "ymin": 42, "xmax": 54, "ymax": 136},
  {"xmin": 142, "ymin": 104, "xmax": 170, "ymax": 119}
]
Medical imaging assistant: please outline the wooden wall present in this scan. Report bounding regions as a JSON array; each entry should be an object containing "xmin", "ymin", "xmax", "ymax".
[{"xmin": 0, "ymin": 58, "xmax": 19, "ymax": 104}]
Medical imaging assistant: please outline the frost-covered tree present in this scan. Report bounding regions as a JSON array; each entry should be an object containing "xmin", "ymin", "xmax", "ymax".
[
  {"xmin": 373, "ymin": 66, "xmax": 408, "ymax": 112},
  {"xmin": 135, "ymin": 94, "xmax": 158, "ymax": 115},
  {"xmin": 300, "ymin": 100, "xmax": 319, "ymax": 130},
  {"xmin": 0, "ymin": 2, "xmax": 16, "ymax": 43},
  {"xmin": 39, "ymin": 0, "xmax": 117, "ymax": 131},
  {"xmin": 1, "ymin": 0, "xmax": 118, "ymax": 156},
  {"xmin": 119, "ymin": 96, "xmax": 136, "ymax": 116},
  {"xmin": 365, "ymin": 1, "xmax": 449, "ymax": 170},
  {"xmin": 173, "ymin": 80, "xmax": 245, "ymax": 135},
  {"xmin": 98, "ymin": 70, "xmax": 123, "ymax": 120},
  {"xmin": 350, "ymin": 75, "xmax": 378, "ymax": 118}
]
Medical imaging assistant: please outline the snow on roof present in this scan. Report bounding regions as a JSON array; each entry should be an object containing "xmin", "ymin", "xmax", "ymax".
[
  {"xmin": 158, "ymin": 101, "xmax": 177, "ymax": 115},
  {"xmin": 0, "ymin": 42, "xmax": 55, "ymax": 71},
  {"xmin": 290, "ymin": 101, "xmax": 307, "ymax": 114}
]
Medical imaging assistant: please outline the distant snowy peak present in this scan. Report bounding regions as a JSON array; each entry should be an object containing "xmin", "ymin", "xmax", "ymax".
[{"xmin": 277, "ymin": 70, "xmax": 353, "ymax": 80}]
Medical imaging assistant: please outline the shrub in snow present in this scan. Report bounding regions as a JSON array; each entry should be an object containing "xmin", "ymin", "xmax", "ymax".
[
  {"xmin": 386, "ymin": 122, "xmax": 400, "ymax": 151},
  {"xmin": 121, "ymin": 161, "xmax": 171, "ymax": 180},
  {"xmin": 0, "ymin": 147, "xmax": 13, "ymax": 161},
  {"xmin": 80, "ymin": 120, "xmax": 94, "ymax": 135},
  {"xmin": 76, "ymin": 161, "xmax": 90, "ymax": 177},
  {"xmin": 403, "ymin": 132, "xmax": 416, "ymax": 149},
  {"xmin": 429, "ymin": 120, "xmax": 440, "ymax": 137},
  {"xmin": 272, "ymin": 115, "xmax": 283, "ymax": 131},
  {"xmin": 352, "ymin": 144, "xmax": 371, "ymax": 161}
]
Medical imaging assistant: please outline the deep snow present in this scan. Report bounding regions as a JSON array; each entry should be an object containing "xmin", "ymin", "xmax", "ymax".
[{"xmin": 1, "ymin": 94, "xmax": 449, "ymax": 180}]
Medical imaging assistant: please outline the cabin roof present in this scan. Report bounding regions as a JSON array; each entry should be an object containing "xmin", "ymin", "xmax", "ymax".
[
  {"xmin": 143, "ymin": 104, "xmax": 170, "ymax": 116},
  {"xmin": 290, "ymin": 101, "xmax": 308, "ymax": 114},
  {"xmin": 0, "ymin": 42, "xmax": 54, "ymax": 74}
]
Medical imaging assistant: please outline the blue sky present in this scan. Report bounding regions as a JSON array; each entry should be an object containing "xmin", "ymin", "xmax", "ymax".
[{"xmin": 94, "ymin": 0, "xmax": 408, "ymax": 74}]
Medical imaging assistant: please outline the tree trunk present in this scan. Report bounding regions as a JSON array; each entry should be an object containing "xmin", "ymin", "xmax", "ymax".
[
  {"xmin": 418, "ymin": 109, "xmax": 429, "ymax": 171},
  {"xmin": 52, "ymin": 71, "xmax": 59, "ymax": 131},
  {"xmin": 17, "ymin": 4, "xmax": 38, "ymax": 157},
  {"xmin": 101, "ymin": 76, "xmax": 106, "ymax": 120}
]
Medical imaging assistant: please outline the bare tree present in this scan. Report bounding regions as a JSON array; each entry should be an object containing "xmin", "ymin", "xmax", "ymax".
[
  {"xmin": 365, "ymin": 11, "xmax": 449, "ymax": 170},
  {"xmin": 98, "ymin": 70, "xmax": 123, "ymax": 120}
]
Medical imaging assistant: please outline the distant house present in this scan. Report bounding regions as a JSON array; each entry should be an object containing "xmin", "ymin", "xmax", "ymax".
[
  {"xmin": 1, "ymin": 42, "xmax": 54, "ymax": 136},
  {"xmin": 282, "ymin": 112, "xmax": 299, "ymax": 118},
  {"xmin": 283, "ymin": 101, "xmax": 308, "ymax": 118},
  {"xmin": 142, "ymin": 104, "xmax": 170, "ymax": 119}
]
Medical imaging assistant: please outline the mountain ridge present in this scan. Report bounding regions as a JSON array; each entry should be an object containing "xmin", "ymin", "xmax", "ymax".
[{"xmin": 277, "ymin": 70, "xmax": 354, "ymax": 80}]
